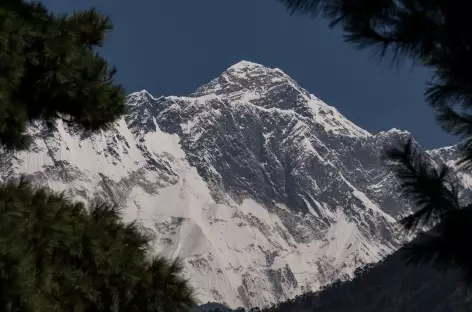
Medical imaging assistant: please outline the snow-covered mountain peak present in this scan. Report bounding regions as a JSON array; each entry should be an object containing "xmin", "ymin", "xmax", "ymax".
[
  {"xmin": 124, "ymin": 61, "xmax": 374, "ymax": 141},
  {"xmin": 226, "ymin": 59, "xmax": 270, "ymax": 72},
  {"xmin": 6, "ymin": 60, "xmax": 466, "ymax": 309},
  {"xmin": 379, "ymin": 128, "xmax": 411, "ymax": 136},
  {"xmin": 191, "ymin": 60, "xmax": 299, "ymax": 98},
  {"xmin": 176, "ymin": 61, "xmax": 371, "ymax": 139},
  {"xmin": 222, "ymin": 60, "xmax": 293, "ymax": 84},
  {"xmin": 127, "ymin": 89, "xmax": 159, "ymax": 104},
  {"xmin": 223, "ymin": 60, "xmax": 289, "ymax": 78}
]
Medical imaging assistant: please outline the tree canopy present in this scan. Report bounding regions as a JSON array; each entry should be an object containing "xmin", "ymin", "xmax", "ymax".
[
  {"xmin": 0, "ymin": 1, "xmax": 196, "ymax": 311},
  {"xmin": 0, "ymin": 178, "xmax": 196, "ymax": 312},
  {"xmin": 277, "ymin": 0, "xmax": 472, "ymax": 284},
  {"xmin": 0, "ymin": 0, "xmax": 126, "ymax": 149}
]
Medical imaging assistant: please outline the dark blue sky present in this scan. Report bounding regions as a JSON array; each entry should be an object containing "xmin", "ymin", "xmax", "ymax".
[{"xmin": 44, "ymin": 0, "xmax": 456, "ymax": 148}]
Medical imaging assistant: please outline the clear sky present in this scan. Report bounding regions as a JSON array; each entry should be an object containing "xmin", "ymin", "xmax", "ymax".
[{"xmin": 43, "ymin": 0, "xmax": 457, "ymax": 149}]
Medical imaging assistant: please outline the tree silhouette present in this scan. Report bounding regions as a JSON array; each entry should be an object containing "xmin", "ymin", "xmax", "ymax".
[
  {"xmin": 0, "ymin": 178, "xmax": 196, "ymax": 312},
  {"xmin": 0, "ymin": 0, "xmax": 126, "ymax": 149},
  {"xmin": 277, "ymin": 0, "xmax": 472, "ymax": 283},
  {"xmin": 0, "ymin": 1, "xmax": 196, "ymax": 311}
]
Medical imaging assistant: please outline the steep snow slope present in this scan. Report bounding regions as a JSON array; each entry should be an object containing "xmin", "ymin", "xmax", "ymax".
[{"xmin": 0, "ymin": 61, "xmax": 458, "ymax": 309}]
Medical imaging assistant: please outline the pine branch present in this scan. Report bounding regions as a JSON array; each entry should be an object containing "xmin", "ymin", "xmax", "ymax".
[
  {"xmin": 0, "ymin": 1, "xmax": 125, "ymax": 151},
  {"xmin": 278, "ymin": 0, "xmax": 325, "ymax": 16},
  {"xmin": 278, "ymin": 0, "xmax": 432, "ymax": 64},
  {"xmin": 403, "ymin": 206, "xmax": 472, "ymax": 283},
  {"xmin": 70, "ymin": 8, "xmax": 113, "ymax": 49},
  {"xmin": 402, "ymin": 227, "xmax": 451, "ymax": 268},
  {"xmin": 277, "ymin": 0, "xmax": 472, "ymax": 130},
  {"xmin": 456, "ymin": 138, "xmax": 472, "ymax": 171},
  {"xmin": 383, "ymin": 138, "xmax": 460, "ymax": 232},
  {"xmin": 434, "ymin": 105, "xmax": 472, "ymax": 138},
  {"xmin": 434, "ymin": 107, "xmax": 472, "ymax": 170}
]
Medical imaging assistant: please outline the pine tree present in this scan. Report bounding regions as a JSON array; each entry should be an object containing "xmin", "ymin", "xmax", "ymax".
[
  {"xmin": 0, "ymin": 0, "xmax": 126, "ymax": 149},
  {"xmin": 0, "ymin": 178, "xmax": 196, "ymax": 312},
  {"xmin": 0, "ymin": 1, "xmax": 196, "ymax": 311},
  {"xmin": 127, "ymin": 257, "xmax": 196, "ymax": 312},
  {"xmin": 277, "ymin": 0, "xmax": 472, "ymax": 283}
]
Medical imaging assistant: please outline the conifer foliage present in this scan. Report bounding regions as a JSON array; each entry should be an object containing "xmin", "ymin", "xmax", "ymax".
[
  {"xmin": 0, "ymin": 0, "xmax": 126, "ymax": 149},
  {"xmin": 0, "ymin": 1, "xmax": 196, "ymax": 311},
  {"xmin": 278, "ymin": 0, "xmax": 472, "ymax": 284},
  {"xmin": 0, "ymin": 178, "xmax": 196, "ymax": 312}
]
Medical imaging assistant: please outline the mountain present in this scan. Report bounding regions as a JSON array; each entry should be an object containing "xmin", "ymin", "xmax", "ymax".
[{"xmin": 0, "ymin": 60, "xmax": 461, "ymax": 309}]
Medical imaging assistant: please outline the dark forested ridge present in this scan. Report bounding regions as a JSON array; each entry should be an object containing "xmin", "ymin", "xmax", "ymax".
[{"xmin": 261, "ymin": 248, "xmax": 472, "ymax": 312}]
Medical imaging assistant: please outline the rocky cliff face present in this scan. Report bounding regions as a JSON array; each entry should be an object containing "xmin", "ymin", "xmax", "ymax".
[{"xmin": 0, "ymin": 61, "xmax": 460, "ymax": 309}]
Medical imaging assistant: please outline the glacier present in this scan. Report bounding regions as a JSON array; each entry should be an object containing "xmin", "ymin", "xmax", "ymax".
[{"xmin": 0, "ymin": 60, "xmax": 461, "ymax": 309}]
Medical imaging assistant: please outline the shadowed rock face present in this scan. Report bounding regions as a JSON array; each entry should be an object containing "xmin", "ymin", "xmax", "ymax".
[{"xmin": 0, "ymin": 60, "xmax": 464, "ymax": 309}]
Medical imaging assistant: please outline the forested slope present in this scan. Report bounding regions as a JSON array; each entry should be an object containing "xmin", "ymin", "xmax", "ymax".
[{"xmin": 263, "ymin": 248, "xmax": 472, "ymax": 312}]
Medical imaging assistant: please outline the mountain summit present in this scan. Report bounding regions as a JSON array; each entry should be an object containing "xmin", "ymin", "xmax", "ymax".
[{"xmin": 0, "ymin": 61, "xmax": 462, "ymax": 309}]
